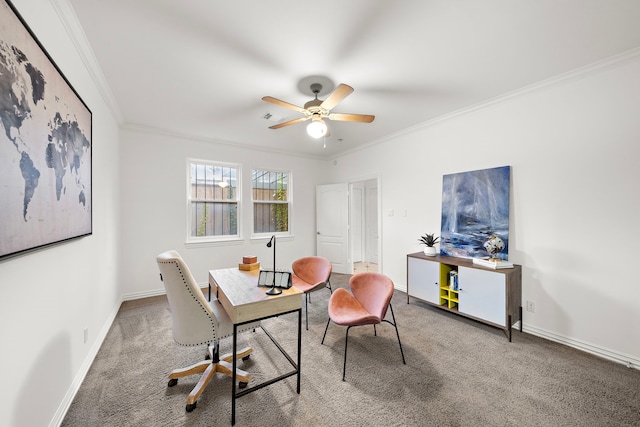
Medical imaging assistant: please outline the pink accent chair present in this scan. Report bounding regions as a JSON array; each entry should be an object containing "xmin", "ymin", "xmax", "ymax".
[
  {"xmin": 156, "ymin": 250, "xmax": 259, "ymax": 412},
  {"xmin": 321, "ymin": 272, "xmax": 406, "ymax": 380},
  {"xmin": 291, "ymin": 256, "xmax": 332, "ymax": 330}
]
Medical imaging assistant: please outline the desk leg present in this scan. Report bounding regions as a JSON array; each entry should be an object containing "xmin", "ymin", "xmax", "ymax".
[
  {"xmin": 297, "ymin": 308, "xmax": 302, "ymax": 393},
  {"xmin": 232, "ymin": 324, "xmax": 237, "ymax": 425}
]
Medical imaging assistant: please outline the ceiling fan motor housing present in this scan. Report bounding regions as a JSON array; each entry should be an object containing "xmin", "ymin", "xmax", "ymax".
[
  {"xmin": 304, "ymin": 83, "xmax": 325, "ymax": 112},
  {"xmin": 262, "ymin": 81, "xmax": 374, "ymax": 132}
]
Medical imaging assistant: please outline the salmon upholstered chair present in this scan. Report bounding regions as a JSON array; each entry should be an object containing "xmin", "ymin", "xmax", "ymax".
[
  {"xmin": 291, "ymin": 256, "xmax": 332, "ymax": 330},
  {"xmin": 321, "ymin": 272, "xmax": 406, "ymax": 381},
  {"xmin": 156, "ymin": 250, "xmax": 259, "ymax": 412}
]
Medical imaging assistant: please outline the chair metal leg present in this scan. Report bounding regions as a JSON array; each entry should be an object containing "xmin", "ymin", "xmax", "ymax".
[
  {"xmin": 321, "ymin": 318, "xmax": 331, "ymax": 344},
  {"xmin": 388, "ymin": 303, "xmax": 406, "ymax": 364},
  {"xmin": 342, "ymin": 326, "xmax": 352, "ymax": 381},
  {"xmin": 305, "ymin": 294, "xmax": 309, "ymax": 330}
]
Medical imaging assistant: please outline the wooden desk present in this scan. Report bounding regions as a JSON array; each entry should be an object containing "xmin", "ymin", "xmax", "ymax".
[{"xmin": 209, "ymin": 268, "xmax": 303, "ymax": 425}]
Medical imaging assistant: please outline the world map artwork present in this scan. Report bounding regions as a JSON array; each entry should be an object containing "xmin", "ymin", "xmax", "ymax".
[{"xmin": 1, "ymin": 0, "xmax": 92, "ymax": 259}]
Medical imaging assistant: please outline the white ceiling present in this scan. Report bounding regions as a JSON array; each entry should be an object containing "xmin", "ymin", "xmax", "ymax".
[{"xmin": 68, "ymin": 0, "xmax": 640, "ymax": 158}]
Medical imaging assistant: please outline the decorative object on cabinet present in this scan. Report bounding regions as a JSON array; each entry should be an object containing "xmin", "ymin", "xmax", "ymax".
[
  {"xmin": 0, "ymin": 0, "xmax": 92, "ymax": 261},
  {"xmin": 440, "ymin": 166, "xmax": 510, "ymax": 260},
  {"xmin": 418, "ymin": 233, "xmax": 439, "ymax": 256},
  {"xmin": 472, "ymin": 257, "xmax": 514, "ymax": 269},
  {"xmin": 407, "ymin": 252, "xmax": 522, "ymax": 341},
  {"xmin": 483, "ymin": 235, "xmax": 505, "ymax": 260}
]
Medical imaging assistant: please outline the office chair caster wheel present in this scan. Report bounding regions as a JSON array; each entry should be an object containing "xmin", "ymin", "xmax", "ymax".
[
  {"xmin": 242, "ymin": 355, "xmax": 250, "ymax": 361},
  {"xmin": 239, "ymin": 382, "xmax": 248, "ymax": 389},
  {"xmin": 186, "ymin": 402, "xmax": 197, "ymax": 412},
  {"xmin": 168, "ymin": 378, "xmax": 178, "ymax": 387}
]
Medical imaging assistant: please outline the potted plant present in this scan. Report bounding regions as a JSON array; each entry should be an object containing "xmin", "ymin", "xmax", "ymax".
[{"xmin": 418, "ymin": 233, "xmax": 439, "ymax": 256}]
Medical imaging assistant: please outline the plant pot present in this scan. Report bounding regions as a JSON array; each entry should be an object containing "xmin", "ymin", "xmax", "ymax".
[{"xmin": 423, "ymin": 246, "xmax": 437, "ymax": 256}]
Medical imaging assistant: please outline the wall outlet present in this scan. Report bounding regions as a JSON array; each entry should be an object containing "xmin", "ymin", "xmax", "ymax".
[
  {"xmin": 83, "ymin": 327, "xmax": 89, "ymax": 344},
  {"xmin": 526, "ymin": 300, "xmax": 536, "ymax": 313}
]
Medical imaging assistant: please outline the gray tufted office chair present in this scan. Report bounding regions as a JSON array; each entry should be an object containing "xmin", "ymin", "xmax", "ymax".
[{"xmin": 156, "ymin": 250, "xmax": 259, "ymax": 412}]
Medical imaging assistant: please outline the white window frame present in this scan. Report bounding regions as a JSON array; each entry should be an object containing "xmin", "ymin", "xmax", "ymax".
[
  {"xmin": 251, "ymin": 168, "xmax": 292, "ymax": 239},
  {"xmin": 186, "ymin": 158, "xmax": 242, "ymax": 246}
]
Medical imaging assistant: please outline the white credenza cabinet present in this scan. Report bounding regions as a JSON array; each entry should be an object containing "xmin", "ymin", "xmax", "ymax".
[{"xmin": 406, "ymin": 253, "xmax": 522, "ymax": 341}]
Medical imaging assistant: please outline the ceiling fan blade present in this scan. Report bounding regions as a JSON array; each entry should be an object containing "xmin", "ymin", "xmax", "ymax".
[
  {"xmin": 320, "ymin": 84, "xmax": 354, "ymax": 111},
  {"xmin": 262, "ymin": 96, "xmax": 306, "ymax": 113},
  {"xmin": 268, "ymin": 116, "xmax": 309, "ymax": 129},
  {"xmin": 328, "ymin": 113, "xmax": 375, "ymax": 123}
]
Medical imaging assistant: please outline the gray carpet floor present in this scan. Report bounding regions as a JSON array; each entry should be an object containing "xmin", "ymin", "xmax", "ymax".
[{"xmin": 62, "ymin": 273, "xmax": 640, "ymax": 427}]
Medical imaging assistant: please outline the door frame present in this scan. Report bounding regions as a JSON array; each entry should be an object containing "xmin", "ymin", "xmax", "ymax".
[{"xmin": 348, "ymin": 174, "xmax": 382, "ymax": 274}]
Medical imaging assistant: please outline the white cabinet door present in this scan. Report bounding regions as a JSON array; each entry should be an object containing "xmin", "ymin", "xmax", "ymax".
[
  {"xmin": 458, "ymin": 266, "xmax": 506, "ymax": 327},
  {"xmin": 408, "ymin": 257, "xmax": 440, "ymax": 304}
]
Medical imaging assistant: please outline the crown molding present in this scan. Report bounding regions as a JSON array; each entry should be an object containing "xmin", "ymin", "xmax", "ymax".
[
  {"xmin": 335, "ymin": 47, "xmax": 640, "ymax": 160},
  {"xmin": 51, "ymin": 0, "xmax": 123, "ymax": 124},
  {"xmin": 121, "ymin": 122, "xmax": 324, "ymax": 161}
]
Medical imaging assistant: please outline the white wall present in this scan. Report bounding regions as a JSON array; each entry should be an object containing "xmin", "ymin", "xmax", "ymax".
[
  {"xmin": 0, "ymin": 1, "xmax": 121, "ymax": 426},
  {"xmin": 118, "ymin": 128, "xmax": 327, "ymax": 298},
  {"xmin": 3, "ymin": 2, "xmax": 638, "ymax": 425},
  {"xmin": 328, "ymin": 53, "xmax": 640, "ymax": 367}
]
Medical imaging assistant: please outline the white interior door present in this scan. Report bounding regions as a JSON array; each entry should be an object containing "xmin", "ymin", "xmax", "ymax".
[{"xmin": 316, "ymin": 183, "xmax": 349, "ymax": 274}]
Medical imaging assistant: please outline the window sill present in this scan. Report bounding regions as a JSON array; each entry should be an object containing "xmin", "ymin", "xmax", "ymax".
[
  {"xmin": 184, "ymin": 237, "xmax": 244, "ymax": 248},
  {"xmin": 250, "ymin": 234, "xmax": 295, "ymax": 243}
]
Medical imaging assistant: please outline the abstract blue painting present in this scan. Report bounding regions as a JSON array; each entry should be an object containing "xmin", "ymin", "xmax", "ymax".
[{"xmin": 440, "ymin": 166, "xmax": 511, "ymax": 260}]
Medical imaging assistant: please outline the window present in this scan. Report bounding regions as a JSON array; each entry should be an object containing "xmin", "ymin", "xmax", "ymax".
[
  {"xmin": 252, "ymin": 169, "xmax": 290, "ymax": 235},
  {"xmin": 188, "ymin": 160, "xmax": 239, "ymax": 241}
]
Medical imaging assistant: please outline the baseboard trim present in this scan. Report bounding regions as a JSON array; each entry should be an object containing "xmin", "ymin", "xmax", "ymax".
[
  {"xmin": 523, "ymin": 324, "xmax": 640, "ymax": 370},
  {"xmin": 52, "ymin": 281, "xmax": 206, "ymax": 426},
  {"xmin": 122, "ymin": 282, "xmax": 209, "ymax": 301},
  {"xmin": 50, "ymin": 299, "xmax": 121, "ymax": 427},
  {"xmin": 122, "ymin": 288, "xmax": 166, "ymax": 301}
]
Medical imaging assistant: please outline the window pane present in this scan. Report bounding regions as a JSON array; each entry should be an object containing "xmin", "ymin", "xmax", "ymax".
[
  {"xmin": 189, "ymin": 160, "xmax": 239, "ymax": 239},
  {"xmin": 191, "ymin": 202, "xmax": 238, "ymax": 236},
  {"xmin": 252, "ymin": 169, "xmax": 290, "ymax": 234},
  {"xmin": 192, "ymin": 163, "xmax": 238, "ymax": 201},
  {"xmin": 252, "ymin": 170, "xmax": 287, "ymax": 201},
  {"xmin": 253, "ymin": 203, "xmax": 288, "ymax": 233}
]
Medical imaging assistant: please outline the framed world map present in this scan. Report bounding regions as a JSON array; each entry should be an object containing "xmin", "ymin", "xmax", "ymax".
[{"xmin": 1, "ymin": 0, "xmax": 92, "ymax": 260}]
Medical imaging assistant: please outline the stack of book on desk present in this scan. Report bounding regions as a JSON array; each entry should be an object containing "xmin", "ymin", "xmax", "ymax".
[
  {"xmin": 239, "ymin": 256, "xmax": 260, "ymax": 271},
  {"xmin": 472, "ymin": 257, "xmax": 514, "ymax": 269}
]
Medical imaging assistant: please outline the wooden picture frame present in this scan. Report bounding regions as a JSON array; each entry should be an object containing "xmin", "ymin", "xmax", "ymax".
[{"xmin": 0, "ymin": 0, "xmax": 92, "ymax": 260}]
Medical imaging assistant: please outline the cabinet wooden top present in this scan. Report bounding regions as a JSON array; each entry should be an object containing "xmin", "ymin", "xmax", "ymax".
[{"xmin": 407, "ymin": 252, "xmax": 521, "ymax": 272}]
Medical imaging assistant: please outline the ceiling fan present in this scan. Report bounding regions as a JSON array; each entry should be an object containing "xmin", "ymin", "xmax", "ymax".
[{"xmin": 262, "ymin": 83, "xmax": 375, "ymax": 138}]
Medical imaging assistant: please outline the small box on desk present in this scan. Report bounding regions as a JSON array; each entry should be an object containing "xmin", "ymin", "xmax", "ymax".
[
  {"xmin": 242, "ymin": 256, "xmax": 257, "ymax": 264},
  {"xmin": 238, "ymin": 262, "xmax": 260, "ymax": 271}
]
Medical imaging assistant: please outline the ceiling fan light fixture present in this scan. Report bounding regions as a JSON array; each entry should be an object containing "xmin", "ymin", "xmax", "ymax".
[{"xmin": 306, "ymin": 116, "xmax": 327, "ymax": 138}]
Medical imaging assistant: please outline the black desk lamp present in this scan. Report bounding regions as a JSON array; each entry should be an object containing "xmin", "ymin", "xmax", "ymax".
[{"xmin": 265, "ymin": 235, "xmax": 281, "ymax": 295}]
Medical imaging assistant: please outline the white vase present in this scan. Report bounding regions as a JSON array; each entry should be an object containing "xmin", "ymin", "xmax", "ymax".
[{"xmin": 423, "ymin": 246, "xmax": 437, "ymax": 256}]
